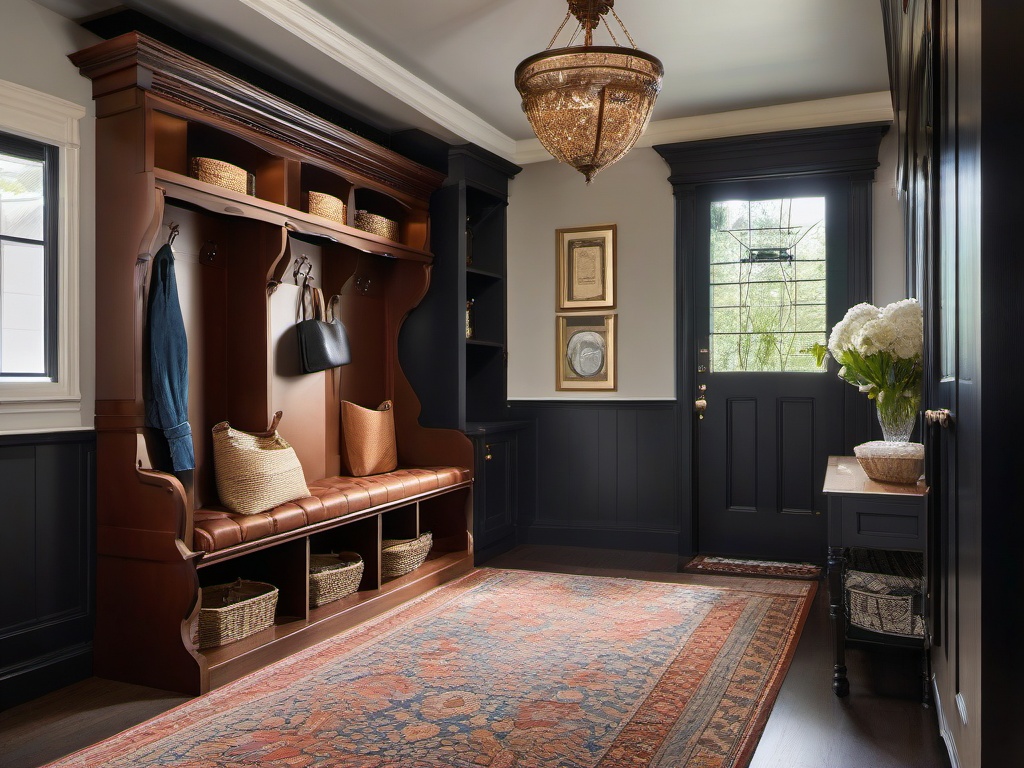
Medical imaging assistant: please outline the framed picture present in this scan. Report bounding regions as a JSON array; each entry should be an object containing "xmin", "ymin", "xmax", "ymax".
[
  {"xmin": 556, "ymin": 313, "xmax": 617, "ymax": 391},
  {"xmin": 556, "ymin": 224, "xmax": 616, "ymax": 310}
]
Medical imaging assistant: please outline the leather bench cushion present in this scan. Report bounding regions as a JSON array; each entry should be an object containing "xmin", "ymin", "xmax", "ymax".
[{"xmin": 193, "ymin": 466, "xmax": 470, "ymax": 553}]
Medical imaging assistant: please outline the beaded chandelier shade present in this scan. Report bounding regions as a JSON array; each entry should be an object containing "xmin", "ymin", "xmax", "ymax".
[{"xmin": 515, "ymin": 0, "xmax": 664, "ymax": 183}]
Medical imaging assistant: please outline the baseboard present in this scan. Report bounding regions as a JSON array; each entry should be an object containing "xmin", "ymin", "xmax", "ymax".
[
  {"xmin": 931, "ymin": 677, "xmax": 962, "ymax": 768},
  {"xmin": 523, "ymin": 524, "xmax": 679, "ymax": 553},
  {"xmin": 0, "ymin": 642, "xmax": 92, "ymax": 710}
]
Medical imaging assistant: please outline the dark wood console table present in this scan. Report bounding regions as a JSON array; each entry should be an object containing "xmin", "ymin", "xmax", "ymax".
[{"xmin": 822, "ymin": 456, "xmax": 929, "ymax": 699}]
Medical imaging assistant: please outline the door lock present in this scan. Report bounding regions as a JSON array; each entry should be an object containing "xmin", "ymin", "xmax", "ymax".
[
  {"xmin": 695, "ymin": 384, "xmax": 707, "ymax": 420},
  {"xmin": 925, "ymin": 409, "xmax": 954, "ymax": 428}
]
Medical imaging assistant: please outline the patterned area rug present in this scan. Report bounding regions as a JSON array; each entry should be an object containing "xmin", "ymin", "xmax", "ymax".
[
  {"xmin": 682, "ymin": 555, "xmax": 822, "ymax": 581},
  {"xmin": 46, "ymin": 568, "xmax": 814, "ymax": 768}
]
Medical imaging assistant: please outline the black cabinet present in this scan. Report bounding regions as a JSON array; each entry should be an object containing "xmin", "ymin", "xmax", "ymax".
[{"xmin": 399, "ymin": 145, "xmax": 523, "ymax": 563}]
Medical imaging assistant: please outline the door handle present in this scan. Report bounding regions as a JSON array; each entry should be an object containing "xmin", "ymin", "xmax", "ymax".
[
  {"xmin": 695, "ymin": 384, "xmax": 707, "ymax": 419},
  {"xmin": 925, "ymin": 409, "xmax": 954, "ymax": 428}
]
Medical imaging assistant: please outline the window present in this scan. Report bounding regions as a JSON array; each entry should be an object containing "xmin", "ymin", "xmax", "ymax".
[
  {"xmin": 709, "ymin": 197, "xmax": 827, "ymax": 373},
  {"xmin": 0, "ymin": 77, "xmax": 84, "ymax": 416},
  {"xmin": 1, "ymin": 132, "xmax": 57, "ymax": 379}
]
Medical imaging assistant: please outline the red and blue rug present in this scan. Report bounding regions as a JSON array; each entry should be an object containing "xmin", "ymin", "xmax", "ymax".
[{"xmin": 46, "ymin": 568, "xmax": 814, "ymax": 767}]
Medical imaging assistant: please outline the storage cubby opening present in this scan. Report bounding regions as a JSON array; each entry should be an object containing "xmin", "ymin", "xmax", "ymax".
[
  {"xmin": 186, "ymin": 121, "xmax": 288, "ymax": 205},
  {"xmin": 309, "ymin": 516, "xmax": 380, "ymax": 593},
  {"xmin": 352, "ymin": 188, "xmax": 410, "ymax": 244},
  {"xmin": 419, "ymin": 489, "xmax": 471, "ymax": 555},
  {"xmin": 465, "ymin": 278, "xmax": 504, "ymax": 345},
  {"xmin": 196, "ymin": 538, "xmax": 308, "ymax": 624},
  {"xmin": 466, "ymin": 186, "xmax": 506, "ymax": 274},
  {"xmin": 301, "ymin": 163, "xmax": 354, "ymax": 225},
  {"xmin": 381, "ymin": 504, "xmax": 418, "ymax": 541},
  {"xmin": 466, "ymin": 347, "xmax": 506, "ymax": 423}
]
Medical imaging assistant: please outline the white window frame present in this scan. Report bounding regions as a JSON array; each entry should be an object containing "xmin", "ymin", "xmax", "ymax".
[{"xmin": 0, "ymin": 78, "xmax": 84, "ymax": 413}]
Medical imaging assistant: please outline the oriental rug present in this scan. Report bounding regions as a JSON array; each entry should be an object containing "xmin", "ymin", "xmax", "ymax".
[
  {"xmin": 682, "ymin": 555, "xmax": 822, "ymax": 581},
  {"xmin": 46, "ymin": 568, "xmax": 815, "ymax": 768}
]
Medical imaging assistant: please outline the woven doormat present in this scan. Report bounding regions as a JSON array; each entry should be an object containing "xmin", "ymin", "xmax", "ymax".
[{"xmin": 683, "ymin": 554, "xmax": 821, "ymax": 580}]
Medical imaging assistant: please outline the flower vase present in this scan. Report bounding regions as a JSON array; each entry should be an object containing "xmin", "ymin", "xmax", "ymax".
[{"xmin": 875, "ymin": 388, "xmax": 921, "ymax": 442}]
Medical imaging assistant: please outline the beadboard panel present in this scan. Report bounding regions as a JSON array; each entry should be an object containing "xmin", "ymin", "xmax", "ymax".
[
  {"xmin": 0, "ymin": 431, "xmax": 96, "ymax": 709},
  {"xmin": 508, "ymin": 401, "xmax": 683, "ymax": 552}
]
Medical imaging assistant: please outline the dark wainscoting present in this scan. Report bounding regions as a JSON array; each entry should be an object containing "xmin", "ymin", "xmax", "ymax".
[
  {"xmin": 0, "ymin": 430, "xmax": 96, "ymax": 710},
  {"xmin": 507, "ymin": 401, "xmax": 685, "ymax": 554}
]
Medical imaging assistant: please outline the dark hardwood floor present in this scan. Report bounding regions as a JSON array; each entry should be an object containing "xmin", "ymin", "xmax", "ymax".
[{"xmin": 0, "ymin": 545, "xmax": 951, "ymax": 768}]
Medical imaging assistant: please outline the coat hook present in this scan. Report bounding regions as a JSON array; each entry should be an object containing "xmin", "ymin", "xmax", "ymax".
[{"xmin": 167, "ymin": 222, "xmax": 180, "ymax": 246}]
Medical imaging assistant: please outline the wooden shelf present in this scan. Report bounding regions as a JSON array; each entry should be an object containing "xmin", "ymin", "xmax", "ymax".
[{"xmin": 466, "ymin": 338, "xmax": 504, "ymax": 349}]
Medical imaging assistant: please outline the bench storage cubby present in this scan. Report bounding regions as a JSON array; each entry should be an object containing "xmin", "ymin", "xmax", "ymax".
[{"xmin": 71, "ymin": 33, "xmax": 474, "ymax": 695}]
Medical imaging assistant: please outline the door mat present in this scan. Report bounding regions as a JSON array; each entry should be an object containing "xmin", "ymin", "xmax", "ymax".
[
  {"xmin": 42, "ymin": 567, "xmax": 815, "ymax": 768},
  {"xmin": 683, "ymin": 554, "xmax": 822, "ymax": 580}
]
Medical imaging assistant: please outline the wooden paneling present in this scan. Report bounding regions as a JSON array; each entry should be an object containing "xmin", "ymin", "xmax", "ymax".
[
  {"xmin": 726, "ymin": 398, "xmax": 758, "ymax": 512},
  {"xmin": 0, "ymin": 432, "xmax": 96, "ymax": 709},
  {"xmin": 509, "ymin": 401, "xmax": 680, "ymax": 552},
  {"xmin": 778, "ymin": 398, "xmax": 815, "ymax": 515}
]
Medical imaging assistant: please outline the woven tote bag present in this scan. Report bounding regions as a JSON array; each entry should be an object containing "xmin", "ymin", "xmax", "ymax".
[
  {"xmin": 212, "ymin": 411, "xmax": 311, "ymax": 515},
  {"xmin": 340, "ymin": 400, "xmax": 398, "ymax": 477}
]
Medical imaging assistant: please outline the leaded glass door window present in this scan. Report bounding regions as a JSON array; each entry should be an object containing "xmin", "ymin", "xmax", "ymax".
[{"xmin": 709, "ymin": 197, "xmax": 826, "ymax": 373}]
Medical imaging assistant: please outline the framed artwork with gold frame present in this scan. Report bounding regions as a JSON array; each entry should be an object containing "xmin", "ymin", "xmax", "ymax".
[
  {"xmin": 556, "ymin": 224, "xmax": 616, "ymax": 310},
  {"xmin": 556, "ymin": 313, "xmax": 617, "ymax": 391}
]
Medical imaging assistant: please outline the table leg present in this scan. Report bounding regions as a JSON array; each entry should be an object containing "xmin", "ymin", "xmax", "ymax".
[{"xmin": 828, "ymin": 545, "xmax": 849, "ymax": 697}]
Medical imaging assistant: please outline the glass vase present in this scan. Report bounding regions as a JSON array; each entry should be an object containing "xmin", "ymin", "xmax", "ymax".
[{"xmin": 875, "ymin": 388, "xmax": 921, "ymax": 442}]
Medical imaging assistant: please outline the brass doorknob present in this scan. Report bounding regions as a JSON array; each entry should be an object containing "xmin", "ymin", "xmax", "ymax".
[{"xmin": 695, "ymin": 398, "xmax": 707, "ymax": 419}]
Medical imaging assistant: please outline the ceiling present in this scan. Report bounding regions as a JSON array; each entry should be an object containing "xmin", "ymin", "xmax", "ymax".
[{"xmin": 34, "ymin": 0, "xmax": 892, "ymax": 163}]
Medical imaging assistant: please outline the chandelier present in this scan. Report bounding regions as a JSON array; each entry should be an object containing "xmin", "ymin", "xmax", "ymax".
[{"xmin": 515, "ymin": 0, "xmax": 664, "ymax": 183}]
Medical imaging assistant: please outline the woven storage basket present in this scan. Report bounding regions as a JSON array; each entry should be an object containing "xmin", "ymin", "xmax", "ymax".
[
  {"xmin": 190, "ymin": 157, "xmax": 255, "ymax": 196},
  {"xmin": 195, "ymin": 579, "xmax": 278, "ymax": 649},
  {"xmin": 309, "ymin": 551, "xmax": 364, "ymax": 608},
  {"xmin": 853, "ymin": 440, "xmax": 925, "ymax": 484},
  {"xmin": 381, "ymin": 531, "xmax": 432, "ymax": 579},
  {"xmin": 306, "ymin": 191, "xmax": 347, "ymax": 225},
  {"xmin": 354, "ymin": 210, "xmax": 399, "ymax": 241}
]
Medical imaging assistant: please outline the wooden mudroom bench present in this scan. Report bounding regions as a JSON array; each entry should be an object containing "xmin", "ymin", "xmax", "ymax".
[{"xmin": 73, "ymin": 33, "xmax": 477, "ymax": 695}]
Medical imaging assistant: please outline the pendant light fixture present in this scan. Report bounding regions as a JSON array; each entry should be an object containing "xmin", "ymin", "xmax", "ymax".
[{"xmin": 515, "ymin": 0, "xmax": 664, "ymax": 183}]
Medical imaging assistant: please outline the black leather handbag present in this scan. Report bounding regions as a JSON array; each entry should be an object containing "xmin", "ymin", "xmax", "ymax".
[{"xmin": 296, "ymin": 279, "xmax": 351, "ymax": 373}]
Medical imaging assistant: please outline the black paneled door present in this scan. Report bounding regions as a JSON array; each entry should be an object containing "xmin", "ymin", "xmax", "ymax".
[{"xmin": 694, "ymin": 178, "xmax": 848, "ymax": 562}]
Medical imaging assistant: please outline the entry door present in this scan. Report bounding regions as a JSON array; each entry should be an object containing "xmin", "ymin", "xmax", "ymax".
[{"xmin": 694, "ymin": 179, "xmax": 847, "ymax": 562}]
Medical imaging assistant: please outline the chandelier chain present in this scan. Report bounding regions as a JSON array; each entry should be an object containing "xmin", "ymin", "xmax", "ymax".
[
  {"xmin": 547, "ymin": 11, "xmax": 574, "ymax": 50},
  {"xmin": 600, "ymin": 15, "xmax": 622, "ymax": 47},
  {"xmin": 609, "ymin": 6, "xmax": 639, "ymax": 49}
]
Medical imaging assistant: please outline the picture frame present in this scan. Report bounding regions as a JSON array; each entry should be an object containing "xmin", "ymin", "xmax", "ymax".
[
  {"xmin": 556, "ymin": 224, "xmax": 616, "ymax": 310},
  {"xmin": 556, "ymin": 313, "xmax": 617, "ymax": 391}
]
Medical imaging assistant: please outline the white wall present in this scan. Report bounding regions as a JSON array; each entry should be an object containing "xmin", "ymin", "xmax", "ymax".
[
  {"xmin": 507, "ymin": 148, "xmax": 676, "ymax": 399},
  {"xmin": 0, "ymin": 1, "xmax": 98, "ymax": 433},
  {"xmin": 507, "ymin": 133, "xmax": 906, "ymax": 401}
]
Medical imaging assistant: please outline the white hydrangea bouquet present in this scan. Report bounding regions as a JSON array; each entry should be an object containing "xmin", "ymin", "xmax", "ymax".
[{"xmin": 809, "ymin": 298, "xmax": 924, "ymax": 442}]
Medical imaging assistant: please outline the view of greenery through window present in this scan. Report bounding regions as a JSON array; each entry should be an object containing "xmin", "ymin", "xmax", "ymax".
[
  {"xmin": 709, "ymin": 197, "xmax": 827, "ymax": 373},
  {"xmin": 0, "ymin": 147, "xmax": 46, "ymax": 377}
]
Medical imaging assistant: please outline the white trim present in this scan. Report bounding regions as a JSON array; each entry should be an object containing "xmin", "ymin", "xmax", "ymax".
[
  {"xmin": 0, "ymin": 78, "xmax": 84, "ymax": 415},
  {"xmin": 236, "ymin": 0, "xmax": 517, "ymax": 159},
  {"xmin": 932, "ymin": 679, "xmax": 962, "ymax": 768},
  {"xmin": 515, "ymin": 92, "xmax": 895, "ymax": 165}
]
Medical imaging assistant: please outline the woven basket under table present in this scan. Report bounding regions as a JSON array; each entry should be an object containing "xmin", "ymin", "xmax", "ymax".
[
  {"xmin": 309, "ymin": 551, "xmax": 364, "ymax": 608},
  {"xmin": 381, "ymin": 531, "xmax": 432, "ymax": 579},
  {"xmin": 195, "ymin": 579, "xmax": 278, "ymax": 650}
]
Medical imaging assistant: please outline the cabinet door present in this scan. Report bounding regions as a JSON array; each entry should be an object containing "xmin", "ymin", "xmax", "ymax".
[{"xmin": 473, "ymin": 432, "xmax": 517, "ymax": 561}]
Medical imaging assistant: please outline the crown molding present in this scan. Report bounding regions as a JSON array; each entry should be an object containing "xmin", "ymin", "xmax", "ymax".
[
  {"xmin": 235, "ymin": 0, "xmax": 517, "ymax": 160},
  {"xmin": 515, "ymin": 91, "xmax": 894, "ymax": 165}
]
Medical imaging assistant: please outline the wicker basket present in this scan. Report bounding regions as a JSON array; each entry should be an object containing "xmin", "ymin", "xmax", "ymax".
[
  {"xmin": 306, "ymin": 191, "xmax": 347, "ymax": 225},
  {"xmin": 381, "ymin": 531, "xmax": 432, "ymax": 579},
  {"xmin": 853, "ymin": 441, "xmax": 925, "ymax": 484},
  {"xmin": 354, "ymin": 210, "xmax": 399, "ymax": 242},
  {"xmin": 190, "ymin": 157, "xmax": 255, "ymax": 196},
  {"xmin": 195, "ymin": 579, "xmax": 278, "ymax": 649},
  {"xmin": 309, "ymin": 551, "xmax": 364, "ymax": 608}
]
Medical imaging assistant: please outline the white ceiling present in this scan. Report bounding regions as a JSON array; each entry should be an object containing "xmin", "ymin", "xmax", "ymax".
[{"xmin": 35, "ymin": 0, "xmax": 892, "ymax": 163}]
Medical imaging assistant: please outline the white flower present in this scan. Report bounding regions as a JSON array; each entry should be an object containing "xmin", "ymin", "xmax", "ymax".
[
  {"xmin": 828, "ymin": 302, "xmax": 879, "ymax": 357},
  {"xmin": 854, "ymin": 317, "xmax": 898, "ymax": 356},
  {"xmin": 881, "ymin": 299, "xmax": 923, "ymax": 359}
]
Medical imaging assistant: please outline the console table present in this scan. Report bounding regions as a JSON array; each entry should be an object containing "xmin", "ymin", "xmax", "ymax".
[{"xmin": 822, "ymin": 456, "xmax": 929, "ymax": 700}]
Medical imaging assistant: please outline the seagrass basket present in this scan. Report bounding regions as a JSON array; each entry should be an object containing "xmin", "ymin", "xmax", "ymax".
[
  {"xmin": 853, "ymin": 441, "xmax": 925, "ymax": 485},
  {"xmin": 354, "ymin": 210, "xmax": 399, "ymax": 242},
  {"xmin": 309, "ymin": 551, "xmax": 364, "ymax": 608},
  {"xmin": 306, "ymin": 191, "xmax": 347, "ymax": 225},
  {"xmin": 381, "ymin": 531, "xmax": 432, "ymax": 578},
  {"xmin": 190, "ymin": 157, "xmax": 255, "ymax": 196},
  {"xmin": 195, "ymin": 579, "xmax": 278, "ymax": 649}
]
